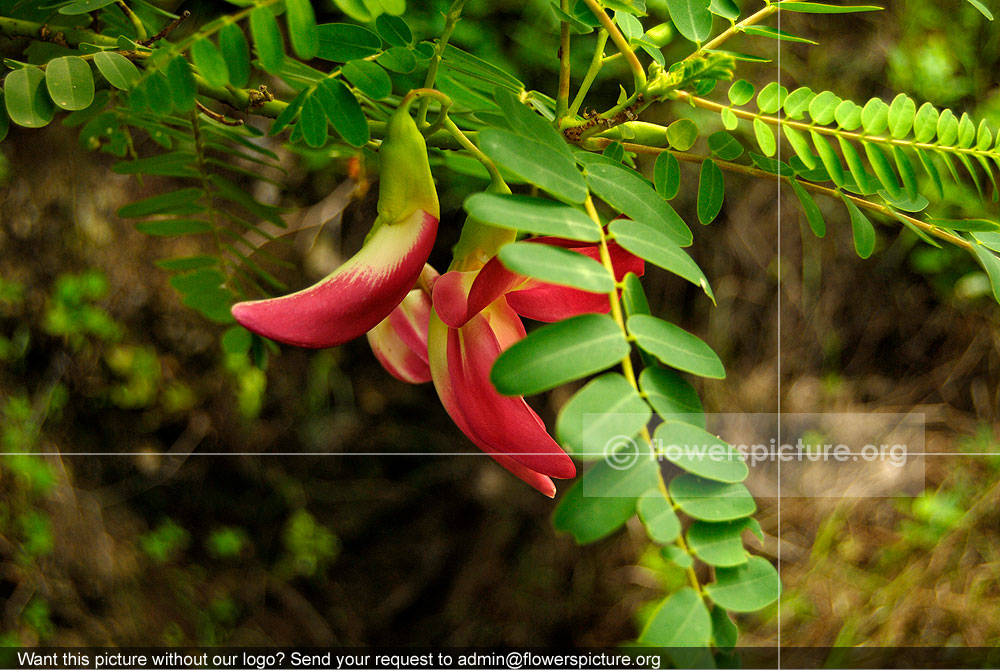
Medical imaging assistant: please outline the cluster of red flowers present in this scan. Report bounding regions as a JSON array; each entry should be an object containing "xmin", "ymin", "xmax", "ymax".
[{"xmin": 231, "ymin": 104, "xmax": 643, "ymax": 496}]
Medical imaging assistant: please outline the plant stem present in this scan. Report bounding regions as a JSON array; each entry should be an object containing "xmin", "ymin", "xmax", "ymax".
[
  {"xmin": 687, "ymin": 1, "xmax": 778, "ymax": 61},
  {"xmin": 568, "ymin": 30, "xmax": 609, "ymax": 118},
  {"xmin": 588, "ymin": 137, "xmax": 973, "ymax": 251},
  {"xmin": 417, "ymin": 0, "xmax": 467, "ymax": 127},
  {"xmin": 0, "ymin": 15, "xmax": 118, "ymax": 48},
  {"xmin": 580, "ymin": 0, "xmax": 645, "ymax": 89},
  {"xmin": 115, "ymin": 1, "xmax": 148, "ymax": 42},
  {"xmin": 584, "ymin": 195, "xmax": 705, "ymax": 599},
  {"xmin": 555, "ymin": 0, "xmax": 572, "ymax": 122},
  {"xmin": 442, "ymin": 117, "xmax": 504, "ymax": 185}
]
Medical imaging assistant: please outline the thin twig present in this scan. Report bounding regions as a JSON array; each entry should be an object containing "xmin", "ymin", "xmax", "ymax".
[
  {"xmin": 580, "ymin": 0, "xmax": 645, "ymax": 88},
  {"xmin": 138, "ymin": 10, "xmax": 189, "ymax": 46},
  {"xmin": 115, "ymin": 0, "xmax": 147, "ymax": 42},
  {"xmin": 416, "ymin": 0, "xmax": 467, "ymax": 127},
  {"xmin": 590, "ymin": 138, "xmax": 973, "ymax": 251},
  {"xmin": 687, "ymin": 2, "xmax": 778, "ymax": 61},
  {"xmin": 568, "ymin": 30, "xmax": 608, "ymax": 118},
  {"xmin": 196, "ymin": 100, "xmax": 244, "ymax": 126},
  {"xmin": 555, "ymin": 0, "xmax": 572, "ymax": 121}
]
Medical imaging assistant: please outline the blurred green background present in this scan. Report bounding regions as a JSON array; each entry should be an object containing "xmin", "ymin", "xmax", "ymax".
[{"xmin": 1, "ymin": 0, "xmax": 999, "ymax": 650}]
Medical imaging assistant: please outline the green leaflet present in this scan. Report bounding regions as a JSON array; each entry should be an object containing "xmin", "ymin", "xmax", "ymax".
[
  {"xmin": 861, "ymin": 98, "xmax": 889, "ymax": 134},
  {"xmin": 666, "ymin": 118, "xmax": 698, "ymax": 151},
  {"xmin": 639, "ymin": 367, "xmax": 705, "ymax": 428},
  {"xmin": 913, "ymin": 102, "xmax": 939, "ymax": 143},
  {"xmin": 5, "ymin": 67, "xmax": 55, "ymax": 128},
  {"xmin": 811, "ymin": 131, "xmax": 844, "ymax": 187},
  {"xmin": 655, "ymin": 420, "xmax": 748, "ymax": 483},
  {"xmin": 627, "ymin": 314, "xmax": 726, "ymax": 379},
  {"xmin": 697, "ymin": 159, "xmax": 725, "ymax": 224},
  {"xmin": 783, "ymin": 87, "xmax": 814, "ymax": 119},
  {"xmin": 705, "ymin": 556, "xmax": 782, "ymax": 612},
  {"xmin": 687, "ymin": 519, "xmax": 754, "ymax": 566},
  {"xmin": 298, "ymin": 92, "xmax": 329, "ymax": 148},
  {"xmin": 970, "ymin": 238, "xmax": 1000, "ymax": 303},
  {"xmin": 219, "ymin": 23, "xmax": 251, "ymax": 88},
  {"xmin": 165, "ymin": 56, "xmax": 196, "ymax": 112},
  {"xmin": 342, "ymin": 60, "xmax": 392, "ymax": 100},
  {"xmin": 708, "ymin": 131, "xmax": 744, "ymax": 160},
  {"xmin": 654, "ymin": 151, "xmax": 681, "ymax": 200},
  {"xmin": 555, "ymin": 373, "xmax": 651, "ymax": 460},
  {"xmin": 728, "ymin": 79, "xmax": 755, "ymax": 106},
  {"xmin": 864, "ymin": 141, "xmax": 902, "ymax": 198},
  {"xmin": 191, "ymin": 38, "xmax": 230, "ymax": 88},
  {"xmin": 778, "ymin": 2, "xmax": 882, "ymax": 12},
  {"xmin": 94, "ymin": 52, "xmax": 140, "ymax": 90},
  {"xmin": 743, "ymin": 25, "xmax": 817, "ymax": 44},
  {"xmin": 464, "ymin": 193, "xmax": 601, "ymax": 241},
  {"xmin": 666, "ymin": 0, "xmax": 713, "ymax": 42},
  {"xmin": 497, "ymin": 242, "xmax": 614, "ymax": 293},
  {"xmin": 834, "ymin": 99, "xmax": 863, "ymax": 130},
  {"xmin": 887, "ymin": 93, "xmax": 916, "ymax": 139},
  {"xmin": 45, "ymin": 56, "xmax": 94, "ymax": 111},
  {"xmin": 965, "ymin": 0, "xmax": 994, "ymax": 20},
  {"xmin": 250, "ymin": 7, "xmax": 285, "ymax": 73},
  {"xmin": 609, "ymin": 219, "xmax": 715, "ymax": 301},
  {"xmin": 753, "ymin": 118, "xmax": 776, "ymax": 157},
  {"xmin": 491, "ymin": 314, "xmax": 630, "ymax": 395},
  {"xmin": 841, "ymin": 193, "xmax": 876, "ymax": 259},
  {"xmin": 316, "ymin": 23, "xmax": 382, "ymax": 62},
  {"xmin": 783, "ymin": 126, "xmax": 815, "ymax": 170},
  {"xmin": 839, "ymin": 137, "xmax": 876, "ymax": 195},
  {"xmin": 808, "ymin": 90, "xmax": 840, "ymax": 125},
  {"xmin": 637, "ymin": 490, "xmax": 682, "ymax": 544},
  {"xmin": 552, "ymin": 456, "xmax": 660, "ymax": 544},
  {"xmin": 789, "ymin": 180, "xmax": 826, "ymax": 238},
  {"xmin": 481, "ymin": 129, "xmax": 588, "ymax": 203},
  {"xmin": 375, "ymin": 14, "xmax": 412, "ymax": 47},
  {"xmin": 286, "ymin": 0, "xmax": 320, "ymax": 60},
  {"xmin": 315, "ymin": 78, "xmax": 369, "ymax": 147},
  {"xmin": 669, "ymin": 474, "xmax": 756, "ymax": 521},
  {"xmin": 756, "ymin": 82, "xmax": 787, "ymax": 113},
  {"xmin": 118, "ymin": 188, "xmax": 205, "ymax": 218},
  {"xmin": 639, "ymin": 588, "xmax": 712, "ymax": 646},
  {"xmin": 585, "ymin": 162, "xmax": 693, "ymax": 246}
]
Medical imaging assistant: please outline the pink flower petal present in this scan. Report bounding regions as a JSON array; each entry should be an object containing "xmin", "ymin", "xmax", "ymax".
[
  {"xmin": 505, "ymin": 285, "xmax": 611, "ymax": 322},
  {"xmin": 232, "ymin": 209, "xmax": 438, "ymax": 348},
  {"xmin": 366, "ymin": 285, "xmax": 432, "ymax": 384},
  {"xmin": 431, "ymin": 270, "xmax": 476, "ymax": 329},
  {"xmin": 429, "ymin": 303, "xmax": 576, "ymax": 481},
  {"xmin": 433, "ymin": 261, "xmax": 527, "ymax": 330}
]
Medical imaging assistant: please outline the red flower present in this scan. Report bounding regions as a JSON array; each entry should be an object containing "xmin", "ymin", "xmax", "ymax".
[
  {"xmin": 376, "ymin": 236, "xmax": 644, "ymax": 496},
  {"xmin": 231, "ymin": 103, "xmax": 439, "ymax": 349},
  {"xmin": 365, "ymin": 265, "xmax": 437, "ymax": 384}
]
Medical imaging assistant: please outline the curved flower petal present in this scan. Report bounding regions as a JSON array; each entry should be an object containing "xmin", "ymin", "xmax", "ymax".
[
  {"xmin": 431, "ymin": 270, "xmax": 477, "ymax": 329},
  {"xmin": 428, "ymin": 304, "xmax": 576, "ymax": 489},
  {"xmin": 367, "ymin": 289, "xmax": 432, "ymax": 384},
  {"xmin": 505, "ymin": 284, "xmax": 611, "ymax": 322},
  {"xmin": 231, "ymin": 209, "xmax": 438, "ymax": 348},
  {"xmin": 485, "ymin": 453, "xmax": 557, "ymax": 498},
  {"xmin": 433, "ymin": 261, "xmax": 527, "ymax": 330}
]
